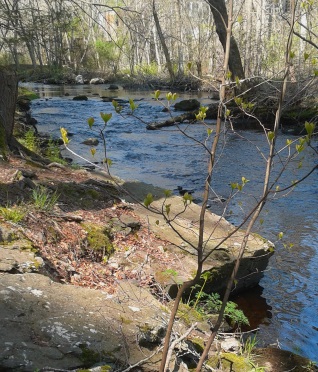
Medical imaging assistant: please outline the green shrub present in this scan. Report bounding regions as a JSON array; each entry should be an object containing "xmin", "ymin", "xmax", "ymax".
[{"xmin": 46, "ymin": 138, "xmax": 67, "ymax": 164}]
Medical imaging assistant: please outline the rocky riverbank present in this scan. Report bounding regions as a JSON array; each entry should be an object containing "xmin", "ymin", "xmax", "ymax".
[
  {"xmin": 0, "ymin": 89, "xmax": 316, "ymax": 371},
  {"xmin": 1, "ymin": 154, "xmax": 317, "ymax": 371}
]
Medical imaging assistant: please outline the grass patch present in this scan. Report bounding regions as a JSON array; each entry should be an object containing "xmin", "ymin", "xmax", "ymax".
[
  {"xmin": 18, "ymin": 86, "xmax": 39, "ymax": 100},
  {"xmin": 46, "ymin": 138, "xmax": 67, "ymax": 165},
  {"xmin": 0, "ymin": 205, "xmax": 26, "ymax": 223},
  {"xmin": 31, "ymin": 186, "xmax": 59, "ymax": 211}
]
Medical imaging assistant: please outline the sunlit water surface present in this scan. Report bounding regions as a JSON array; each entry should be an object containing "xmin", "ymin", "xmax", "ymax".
[{"xmin": 25, "ymin": 83, "xmax": 318, "ymax": 361}]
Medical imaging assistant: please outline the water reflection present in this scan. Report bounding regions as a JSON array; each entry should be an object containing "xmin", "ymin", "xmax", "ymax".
[{"xmin": 26, "ymin": 83, "xmax": 318, "ymax": 362}]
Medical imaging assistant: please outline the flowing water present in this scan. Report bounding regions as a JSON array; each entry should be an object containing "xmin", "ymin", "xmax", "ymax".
[{"xmin": 25, "ymin": 83, "xmax": 318, "ymax": 362}]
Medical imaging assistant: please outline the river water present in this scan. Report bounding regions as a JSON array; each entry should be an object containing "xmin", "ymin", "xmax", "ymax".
[{"xmin": 25, "ymin": 83, "xmax": 318, "ymax": 362}]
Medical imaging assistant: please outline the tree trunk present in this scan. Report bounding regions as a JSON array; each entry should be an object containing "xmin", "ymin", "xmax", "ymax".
[
  {"xmin": 152, "ymin": 0, "xmax": 175, "ymax": 81},
  {"xmin": 207, "ymin": 0, "xmax": 245, "ymax": 79},
  {"xmin": 0, "ymin": 68, "xmax": 18, "ymax": 158}
]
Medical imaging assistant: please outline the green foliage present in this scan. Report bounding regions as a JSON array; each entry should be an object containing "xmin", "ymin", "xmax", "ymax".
[
  {"xmin": 305, "ymin": 121, "xmax": 316, "ymax": 143},
  {"xmin": 196, "ymin": 106, "xmax": 208, "ymax": 121},
  {"xmin": 135, "ymin": 62, "xmax": 159, "ymax": 75},
  {"xmin": 231, "ymin": 176, "xmax": 249, "ymax": 191},
  {"xmin": 18, "ymin": 87, "xmax": 39, "ymax": 100},
  {"xmin": 165, "ymin": 92, "xmax": 178, "ymax": 101},
  {"xmin": 31, "ymin": 186, "xmax": 59, "ymax": 211},
  {"xmin": 182, "ymin": 192, "xmax": 193, "ymax": 206},
  {"xmin": 100, "ymin": 112, "xmax": 112, "ymax": 124},
  {"xmin": 87, "ymin": 117, "xmax": 94, "ymax": 128},
  {"xmin": 144, "ymin": 193, "xmax": 154, "ymax": 208},
  {"xmin": 112, "ymin": 100, "xmax": 122, "ymax": 113},
  {"xmin": 129, "ymin": 98, "xmax": 138, "ymax": 112},
  {"xmin": 154, "ymin": 90, "xmax": 161, "ymax": 100},
  {"xmin": 234, "ymin": 97, "xmax": 255, "ymax": 111},
  {"xmin": 189, "ymin": 289, "xmax": 249, "ymax": 327},
  {"xmin": 95, "ymin": 39, "xmax": 117, "ymax": 61},
  {"xmin": 0, "ymin": 205, "xmax": 26, "ymax": 223},
  {"xmin": 164, "ymin": 189, "xmax": 172, "ymax": 197},
  {"xmin": 296, "ymin": 137, "xmax": 306, "ymax": 153},
  {"xmin": 46, "ymin": 138, "xmax": 67, "ymax": 164},
  {"xmin": 207, "ymin": 352, "xmax": 251, "ymax": 372},
  {"xmin": 243, "ymin": 334, "xmax": 258, "ymax": 357},
  {"xmin": 20, "ymin": 129, "xmax": 39, "ymax": 153}
]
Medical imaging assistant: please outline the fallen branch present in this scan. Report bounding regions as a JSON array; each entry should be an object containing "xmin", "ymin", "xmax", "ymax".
[
  {"xmin": 146, "ymin": 112, "xmax": 196, "ymax": 130},
  {"xmin": 164, "ymin": 322, "xmax": 197, "ymax": 372}
]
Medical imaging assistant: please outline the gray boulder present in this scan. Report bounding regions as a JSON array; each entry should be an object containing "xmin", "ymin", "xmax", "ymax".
[
  {"xmin": 75, "ymin": 75, "xmax": 84, "ymax": 84},
  {"xmin": 174, "ymin": 99, "xmax": 200, "ymax": 111}
]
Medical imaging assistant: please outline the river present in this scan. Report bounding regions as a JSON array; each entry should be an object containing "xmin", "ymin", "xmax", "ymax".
[{"xmin": 25, "ymin": 83, "xmax": 318, "ymax": 362}]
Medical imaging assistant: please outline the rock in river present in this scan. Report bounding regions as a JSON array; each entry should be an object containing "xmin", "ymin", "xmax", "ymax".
[{"xmin": 82, "ymin": 138, "xmax": 99, "ymax": 146}]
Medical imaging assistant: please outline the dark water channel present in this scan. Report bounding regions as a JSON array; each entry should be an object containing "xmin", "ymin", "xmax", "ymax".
[{"xmin": 25, "ymin": 83, "xmax": 318, "ymax": 362}]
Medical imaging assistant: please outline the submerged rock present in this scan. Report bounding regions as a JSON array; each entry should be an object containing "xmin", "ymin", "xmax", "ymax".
[
  {"xmin": 174, "ymin": 99, "xmax": 200, "ymax": 111},
  {"xmin": 82, "ymin": 138, "xmax": 99, "ymax": 146},
  {"xmin": 73, "ymin": 95, "xmax": 88, "ymax": 101}
]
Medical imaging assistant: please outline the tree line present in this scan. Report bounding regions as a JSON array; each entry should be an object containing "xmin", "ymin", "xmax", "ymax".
[{"xmin": 0, "ymin": 0, "xmax": 317, "ymax": 81}]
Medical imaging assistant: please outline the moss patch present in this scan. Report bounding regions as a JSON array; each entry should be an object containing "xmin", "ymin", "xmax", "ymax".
[
  {"xmin": 18, "ymin": 87, "xmax": 39, "ymax": 100},
  {"xmin": 81, "ymin": 223, "xmax": 114, "ymax": 260},
  {"xmin": 207, "ymin": 352, "xmax": 251, "ymax": 372},
  {"xmin": 176, "ymin": 303, "xmax": 205, "ymax": 326}
]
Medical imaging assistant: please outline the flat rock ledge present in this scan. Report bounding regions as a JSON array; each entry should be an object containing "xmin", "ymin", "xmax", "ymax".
[
  {"xmin": 0, "ymin": 177, "xmax": 275, "ymax": 371},
  {"xmin": 121, "ymin": 180, "xmax": 275, "ymax": 297},
  {"xmin": 0, "ymin": 272, "xmax": 167, "ymax": 371}
]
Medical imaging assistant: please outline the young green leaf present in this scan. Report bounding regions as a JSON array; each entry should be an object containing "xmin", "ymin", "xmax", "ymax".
[
  {"xmin": 241, "ymin": 176, "xmax": 249, "ymax": 185},
  {"xmin": 305, "ymin": 121, "xmax": 315, "ymax": 136},
  {"xmin": 165, "ymin": 204, "xmax": 171, "ymax": 216},
  {"xmin": 267, "ymin": 131, "xmax": 275, "ymax": 141},
  {"xmin": 103, "ymin": 158, "xmax": 112, "ymax": 167},
  {"xmin": 60, "ymin": 127, "xmax": 70, "ymax": 144},
  {"xmin": 164, "ymin": 189, "xmax": 172, "ymax": 197},
  {"xmin": 90, "ymin": 148, "xmax": 96, "ymax": 157},
  {"xmin": 166, "ymin": 92, "xmax": 173, "ymax": 101},
  {"xmin": 87, "ymin": 117, "xmax": 95, "ymax": 128},
  {"xmin": 154, "ymin": 90, "xmax": 161, "ymax": 99},
  {"xmin": 100, "ymin": 112, "xmax": 112, "ymax": 124},
  {"xmin": 112, "ymin": 100, "xmax": 122, "ymax": 113},
  {"xmin": 144, "ymin": 193, "xmax": 154, "ymax": 208},
  {"xmin": 183, "ymin": 192, "xmax": 193, "ymax": 205},
  {"xmin": 129, "ymin": 98, "xmax": 138, "ymax": 112}
]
